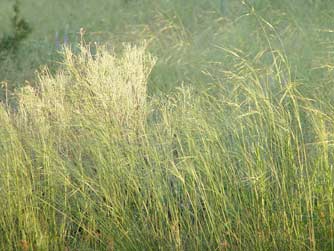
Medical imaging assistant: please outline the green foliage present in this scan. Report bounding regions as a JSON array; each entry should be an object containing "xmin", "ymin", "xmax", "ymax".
[{"xmin": 0, "ymin": 0, "xmax": 32, "ymax": 56}]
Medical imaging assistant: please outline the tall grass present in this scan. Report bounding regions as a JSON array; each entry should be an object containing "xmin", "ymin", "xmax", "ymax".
[
  {"xmin": 1, "ymin": 41, "xmax": 334, "ymax": 250},
  {"xmin": 1, "ymin": 0, "xmax": 334, "ymax": 250}
]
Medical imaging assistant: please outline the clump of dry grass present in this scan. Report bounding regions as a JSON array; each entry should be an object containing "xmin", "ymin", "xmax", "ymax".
[
  {"xmin": 0, "ymin": 43, "xmax": 157, "ymax": 250},
  {"xmin": 17, "ymin": 42, "xmax": 156, "ymax": 139}
]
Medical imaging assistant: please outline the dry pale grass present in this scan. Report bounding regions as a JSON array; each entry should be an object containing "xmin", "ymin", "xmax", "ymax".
[{"xmin": 16, "ymin": 43, "xmax": 156, "ymax": 140}]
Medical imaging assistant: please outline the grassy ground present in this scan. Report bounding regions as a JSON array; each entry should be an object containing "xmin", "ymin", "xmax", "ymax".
[{"xmin": 1, "ymin": 0, "xmax": 334, "ymax": 250}]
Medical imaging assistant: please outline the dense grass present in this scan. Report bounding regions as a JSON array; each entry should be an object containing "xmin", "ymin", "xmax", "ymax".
[{"xmin": 1, "ymin": 0, "xmax": 334, "ymax": 250}]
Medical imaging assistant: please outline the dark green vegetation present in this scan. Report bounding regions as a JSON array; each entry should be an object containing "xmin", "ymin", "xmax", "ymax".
[
  {"xmin": 0, "ymin": 0, "xmax": 32, "ymax": 57},
  {"xmin": 1, "ymin": 0, "xmax": 334, "ymax": 250}
]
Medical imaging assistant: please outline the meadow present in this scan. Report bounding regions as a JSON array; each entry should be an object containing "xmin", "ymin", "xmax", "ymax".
[{"xmin": 1, "ymin": 0, "xmax": 334, "ymax": 250}]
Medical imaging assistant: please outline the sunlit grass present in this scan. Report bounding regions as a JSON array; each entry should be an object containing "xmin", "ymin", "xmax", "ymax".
[
  {"xmin": 1, "ymin": 0, "xmax": 334, "ymax": 250},
  {"xmin": 1, "ymin": 40, "xmax": 334, "ymax": 250}
]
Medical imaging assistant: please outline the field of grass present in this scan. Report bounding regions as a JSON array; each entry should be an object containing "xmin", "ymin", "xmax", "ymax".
[{"xmin": 1, "ymin": 0, "xmax": 334, "ymax": 250}]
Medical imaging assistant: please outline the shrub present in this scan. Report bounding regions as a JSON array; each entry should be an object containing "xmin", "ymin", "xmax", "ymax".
[{"xmin": 0, "ymin": 0, "xmax": 32, "ymax": 57}]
